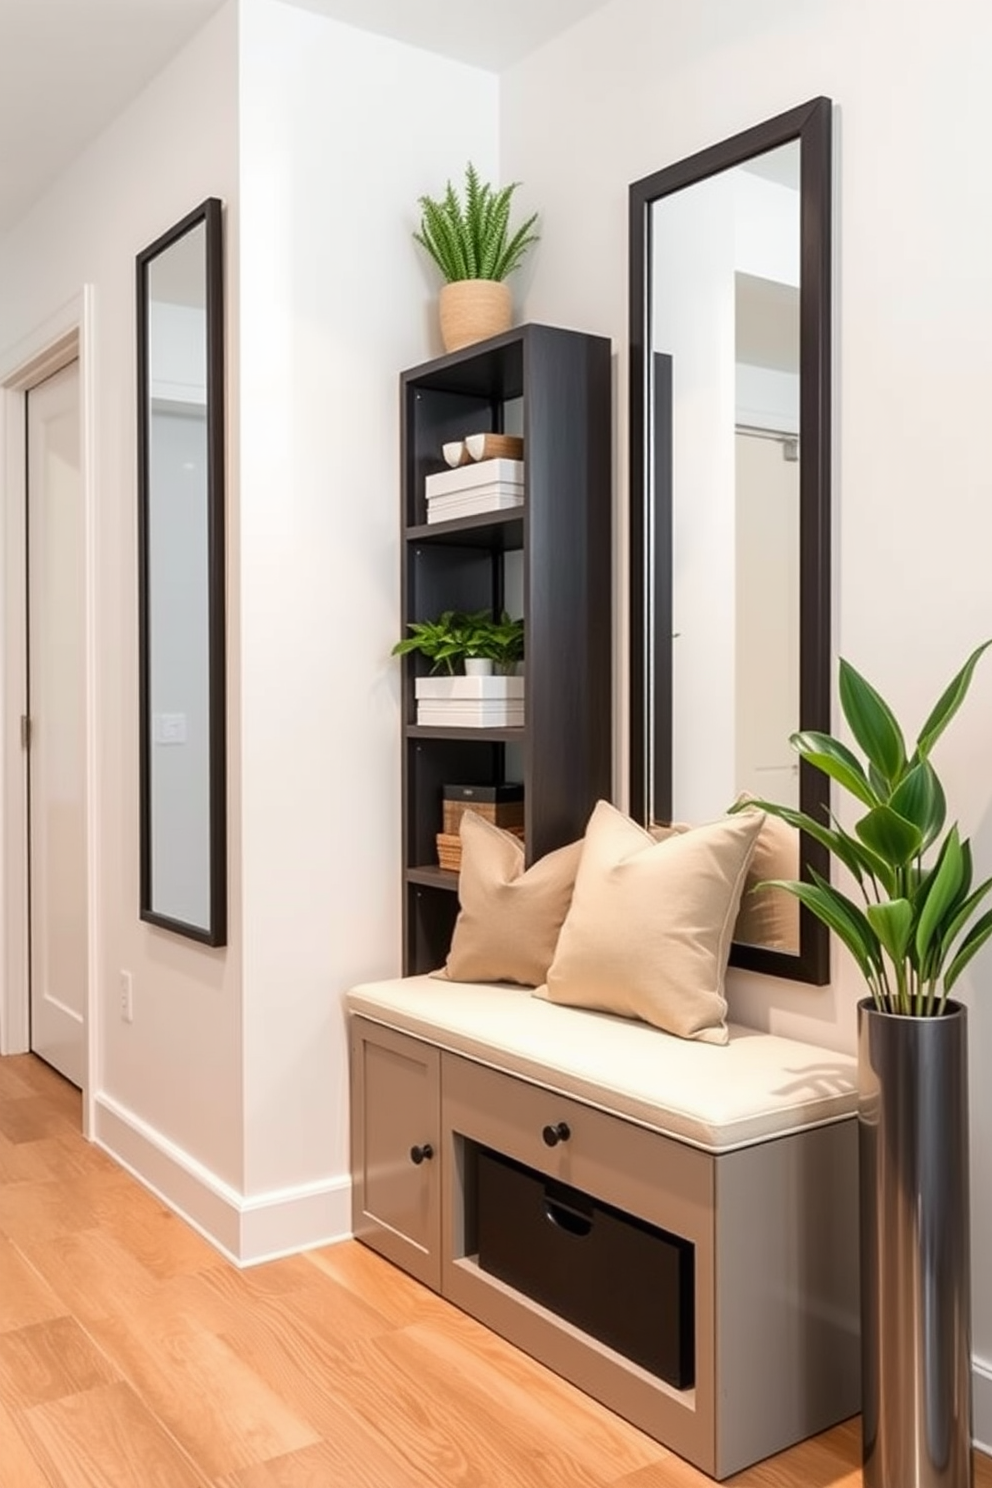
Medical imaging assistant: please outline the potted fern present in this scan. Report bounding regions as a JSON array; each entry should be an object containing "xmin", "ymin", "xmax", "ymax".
[
  {"xmin": 414, "ymin": 162, "xmax": 539, "ymax": 352},
  {"xmin": 735, "ymin": 640, "xmax": 991, "ymax": 1488}
]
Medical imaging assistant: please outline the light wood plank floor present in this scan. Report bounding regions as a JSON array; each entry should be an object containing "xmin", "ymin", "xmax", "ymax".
[{"xmin": 1, "ymin": 1054, "xmax": 989, "ymax": 1488}]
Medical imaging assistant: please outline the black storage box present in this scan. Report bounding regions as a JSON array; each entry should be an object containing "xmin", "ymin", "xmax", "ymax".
[
  {"xmin": 476, "ymin": 1147, "xmax": 694, "ymax": 1389},
  {"xmin": 443, "ymin": 783, "xmax": 525, "ymax": 804}
]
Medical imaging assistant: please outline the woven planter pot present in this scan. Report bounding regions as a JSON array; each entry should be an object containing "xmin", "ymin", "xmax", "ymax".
[{"xmin": 439, "ymin": 280, "xmax": 512, "ymax": 353}]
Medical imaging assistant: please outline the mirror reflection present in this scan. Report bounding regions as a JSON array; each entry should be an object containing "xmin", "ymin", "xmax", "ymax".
[
  {"xmin": 137, "ymin": 199, "xmax": 226, "ymax": 946},
  {"xmin": 654, "ymin": 142, "xmax": 801, "ymax": 951},
  {"xmin": 630, "ymin": 100, "xmax": 831, "ymax": 984}
]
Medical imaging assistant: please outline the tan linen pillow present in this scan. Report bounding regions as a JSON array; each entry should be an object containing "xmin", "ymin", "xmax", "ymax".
[
  {"xmin": 444, "ymin": 812, "xmax": 583, "ymax": 987},
  {"xmin": 732, "ymin": 795, "xmax": 801, "ymax": 953},
  {"xmin": 541, "ymin": 800, "xmax": 765, "ymax": 1044}
]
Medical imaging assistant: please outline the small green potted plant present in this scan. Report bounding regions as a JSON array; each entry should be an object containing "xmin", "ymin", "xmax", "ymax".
[
  {"xmin": 391, "ymin": 609, "xmax": 489, "ymax": 675},
  {"xmin": 473, "ymin": 611, "xmax": 524, "ymax": 675},
  {"xmin": 392, "ymin": 609, "xmax": 525, "ymax": 676},
  {"xmin": 414, "ymin": 162, "xmax": 539, "ymax": 352},
  {"xmin": 734, "ymin": 640, "xmax": 991, "ymax": 1488}
]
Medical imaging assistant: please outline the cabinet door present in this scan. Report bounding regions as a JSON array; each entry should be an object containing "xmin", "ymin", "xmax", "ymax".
[{"xmin": 349, "ymin": 1017, "xmax": 440, "ymax": 1290}]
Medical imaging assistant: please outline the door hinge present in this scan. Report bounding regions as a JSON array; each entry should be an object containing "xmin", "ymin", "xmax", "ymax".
[{"xmin": 20, "ymin": 715, "xmax": 31, "ymax": 749}]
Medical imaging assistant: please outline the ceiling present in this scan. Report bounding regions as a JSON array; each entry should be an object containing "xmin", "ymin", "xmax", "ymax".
[
  {"xmin": 0, "ymin": 0, "xmax": 614, "ymax": 236},
  {"xmin": 290, "ymin": 0, "xmax": 613, "ymax": 69}
]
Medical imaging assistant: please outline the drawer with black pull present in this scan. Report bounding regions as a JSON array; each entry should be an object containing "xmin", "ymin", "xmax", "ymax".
[
  {"xmin": 440, "ymin": 1051, "xmax": 713, "ymax": 1236},
  {"xmin": 476, "ymin": 1146, "xmax": 695, "ymax": 1388}
]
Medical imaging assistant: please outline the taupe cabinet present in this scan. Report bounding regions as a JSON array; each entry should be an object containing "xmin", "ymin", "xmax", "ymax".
[
  {"xmin": 348, "ymin": 1012, "xmax": 860, "ymax": 1479},
  {"xmin": 349, "ymin": 1019, "xmax": 440, "ymax": 1290}
]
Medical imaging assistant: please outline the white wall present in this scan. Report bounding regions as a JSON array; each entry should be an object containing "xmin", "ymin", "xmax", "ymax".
[
  {"xmin": 0, "ymin": 3, "xmax": 244, "ymax": 1195},
  {"xmin": 237, "ymin": 0, "xmax": 498, "ymax": 1201},
  {"xmin": 0, "ymin": 0, "xmax": 498, "ymax": 1259},
  {"xmin": 500, "ymin": 0, "xmax": 992, "ymax": 1439}
]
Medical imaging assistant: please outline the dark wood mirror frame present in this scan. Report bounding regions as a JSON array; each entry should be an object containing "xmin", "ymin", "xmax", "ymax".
[
  {"xmin": 136, "ymin": 197, "xmax": 226, "ymax": 946},
  {"xmin": 629, "ymin": 98, "xmax": 832, "ymax": 985}
]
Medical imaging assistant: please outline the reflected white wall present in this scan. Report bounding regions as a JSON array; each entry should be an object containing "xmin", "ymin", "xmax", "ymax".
[{"xmin": 652, "ymin": 175, "xmax": 737, "ymax": 822}]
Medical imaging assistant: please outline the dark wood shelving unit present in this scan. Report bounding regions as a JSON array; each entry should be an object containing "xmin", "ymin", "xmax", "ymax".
[{"xmin": 400, "ymin": 323, "xmax": 612, "ymax": 975}]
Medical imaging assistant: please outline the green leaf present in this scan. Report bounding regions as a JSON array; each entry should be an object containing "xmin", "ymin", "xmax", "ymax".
[
  {"xmin": 789, "ymin": 730, "xmax": 879, "ymax": 808},
  {"xmin": 779, "ymin": 874, "xmax": 880, "ymax": 980},
  {"xmin": 838, "ymin": 658, "xmax": 907, "ymax": 787},
  {"xmin": 916, "ymin": 639, "xmax": 992, "ymax": 758},
  {"xmin": 855, "ymin": 805, "xmax": 923, "ymax": 867},
  {"xmin": 825, "ymin": 807, "xmax": 898, "ymax": 895},
  {"xmin": 915, "ymin": 826, "xmax": 964, "ymax": 964},
  {"xmin": 940, "ymin": 875, "xmax": 992, "ymax": 958},
  {"xmin": 866, "ymin": 899, "xmax": 914, "ymax": 965},
  {"xmin": 463, "ymin": 163, "xmax": 482, "ymax": 278},
  {"xmin": 944, "ymin": 908, "xmax": 992, "ymax": 992},
  {"xmin": 868, "ymin": 762, "xmax": 890, "ymax": 800},
  {"xmin": 888, "ymin": 759, "xmax": 945, "ymax": 847},
  {"xmin": 923, "ymin": 768, "xmax": 947, "ymax": 851},
  {"xmin": 735, "ymin": 797, "xmax": 887, "ymax": 890},
  {"xmin": 494, "ymin": 211, "xmax": 540, "ymax": 280}
]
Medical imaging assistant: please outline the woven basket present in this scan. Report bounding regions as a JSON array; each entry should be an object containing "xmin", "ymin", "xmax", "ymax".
[
  {"xmin": 437, "ymin": 827, "xmax": 524, "ymax": 872},
  {"xmin": 439, "ymin": 280, "xmax": 512, "ymax": 353},
  {"xmin": 443, "ymin": 799, "xmax": 525, "ymax": 836}
]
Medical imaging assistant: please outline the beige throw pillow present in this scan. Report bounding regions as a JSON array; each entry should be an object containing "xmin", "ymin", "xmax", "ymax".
[
  {"xmin": 733, "ymin": 805, "xmax": 801, "ymax": 953},
  {"xmin": 730, "ymin": 793, "xmax": 800, "ymax": 953},
  {"xmin": 444, "ymin": 812, "xmax": 583, "ymax": 987},
  {"xmin": 541, "ymin": 800, "xmax": 765, "ymax": 1044}
]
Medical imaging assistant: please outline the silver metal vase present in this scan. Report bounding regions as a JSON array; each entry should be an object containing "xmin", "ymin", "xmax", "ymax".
[{"xmin": 858, "ymin": 998, "xmax": 973, "ymax": 1488}]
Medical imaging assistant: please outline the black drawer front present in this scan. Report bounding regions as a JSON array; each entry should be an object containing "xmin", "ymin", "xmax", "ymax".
[{"xmin": 476, "ymin": 1148, "xmax": 694, "ymax": 1389}]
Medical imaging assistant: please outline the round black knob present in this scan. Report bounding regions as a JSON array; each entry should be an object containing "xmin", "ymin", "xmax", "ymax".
[
  {"xmin": 410, "ymin": 1143, "xmax": 434, "ymax": 1165},
  {"xmin": 542, "ymin": 1122, "xmax": 571, "ymax": 1147}
]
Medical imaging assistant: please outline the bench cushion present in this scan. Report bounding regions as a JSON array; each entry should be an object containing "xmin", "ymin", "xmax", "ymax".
[{"xmin": 346, "ymin": 976, "xmax": 857, "ymax": 1153}]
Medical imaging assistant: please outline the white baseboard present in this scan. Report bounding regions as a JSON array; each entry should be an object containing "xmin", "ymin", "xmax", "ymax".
[
  {"xmin": 975, "ymin": 1356, "xmax": 992, "ymax": 1454},
  {"xmin": 93, "ymin": 1092, "xmax": 352, "ymax": 1266}
]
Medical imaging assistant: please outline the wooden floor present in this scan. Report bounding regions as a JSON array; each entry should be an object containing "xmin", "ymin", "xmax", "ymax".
[{"xmin": 0, "ymin": 1055, "xmax": 988, "ymax": 1488}]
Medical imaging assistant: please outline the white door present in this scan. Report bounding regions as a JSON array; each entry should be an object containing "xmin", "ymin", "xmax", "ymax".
[{"xmin": 26, "ymin": 360, "xmax": 87, "ymax": 1086}]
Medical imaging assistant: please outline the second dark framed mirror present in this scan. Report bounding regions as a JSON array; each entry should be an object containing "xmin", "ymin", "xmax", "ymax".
[
  {"xmin": 137, "ymin": 197, "xmax": 226, "ymax": 946},
  {"xmin": 629, "ymin": 98, "xmax": 831, "ymax": 984}
]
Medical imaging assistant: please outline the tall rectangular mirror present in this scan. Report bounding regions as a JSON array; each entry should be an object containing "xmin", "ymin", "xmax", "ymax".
[
  {"xmin": 137, "ymin": 197, "xmax": 226, "ymax": 946},
  {"xmin": 629, "ymin": 99, "xmax": 831, "ymax": 984}
]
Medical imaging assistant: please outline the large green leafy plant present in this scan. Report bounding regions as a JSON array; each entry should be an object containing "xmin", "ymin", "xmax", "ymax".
[
  {"xmin": 414, "ymin": 163, "xmax": 539, "ymax": 284},
  {"xmin": 737, "ymin": 641, "xmax": 992, "ymax": 1015}
]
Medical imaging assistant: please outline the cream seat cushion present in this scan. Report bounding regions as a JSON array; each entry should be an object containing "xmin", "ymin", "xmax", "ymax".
[
  {"xmin": 443, "ymin": 812, "xmax": 582, "ymax": 987},
  {"xmin": 345, "ymin": 976, "xmax": 858, "ymax": 1153},
  {"xmin": 541, "ymin": 801, "xmax": 765, "ymax": 1044}
]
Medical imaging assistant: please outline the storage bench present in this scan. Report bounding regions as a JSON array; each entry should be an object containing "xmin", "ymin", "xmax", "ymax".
[{"xmin": 346, "ymin": 975, "xmax": 860, "ymax": 1479}]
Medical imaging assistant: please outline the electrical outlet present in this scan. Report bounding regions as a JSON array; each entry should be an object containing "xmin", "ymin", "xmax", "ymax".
[{"xmin": 119, "ymin": 970, "xmax": 133, "ymax": 1024}]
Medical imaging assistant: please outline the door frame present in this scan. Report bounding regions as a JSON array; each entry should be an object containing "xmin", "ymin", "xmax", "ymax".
[{"xmin": 0, "ymin": 289, "xmax": 99, "ymax": 1135}]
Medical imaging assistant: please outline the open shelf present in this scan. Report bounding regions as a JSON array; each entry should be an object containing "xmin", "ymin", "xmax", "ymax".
[
  {"xmin": 407, "ymin": 865, "xmax": 459, "ymax": 892},
  {"xmin": 406, "ymin": 509, "xmax": 524, "ymax": 550},
  {"xmin": 407, "ymin": 724, "xmax": 526, "ymax": 743}
]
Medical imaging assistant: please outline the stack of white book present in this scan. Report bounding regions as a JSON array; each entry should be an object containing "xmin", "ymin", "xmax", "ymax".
[
  {"xmin": 425, "ymin": 458, "xmax": 524, "ymax": 524},
  {"xmin": 415, "ymin": 674, "xmax": 525, "ymax": 728}
]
